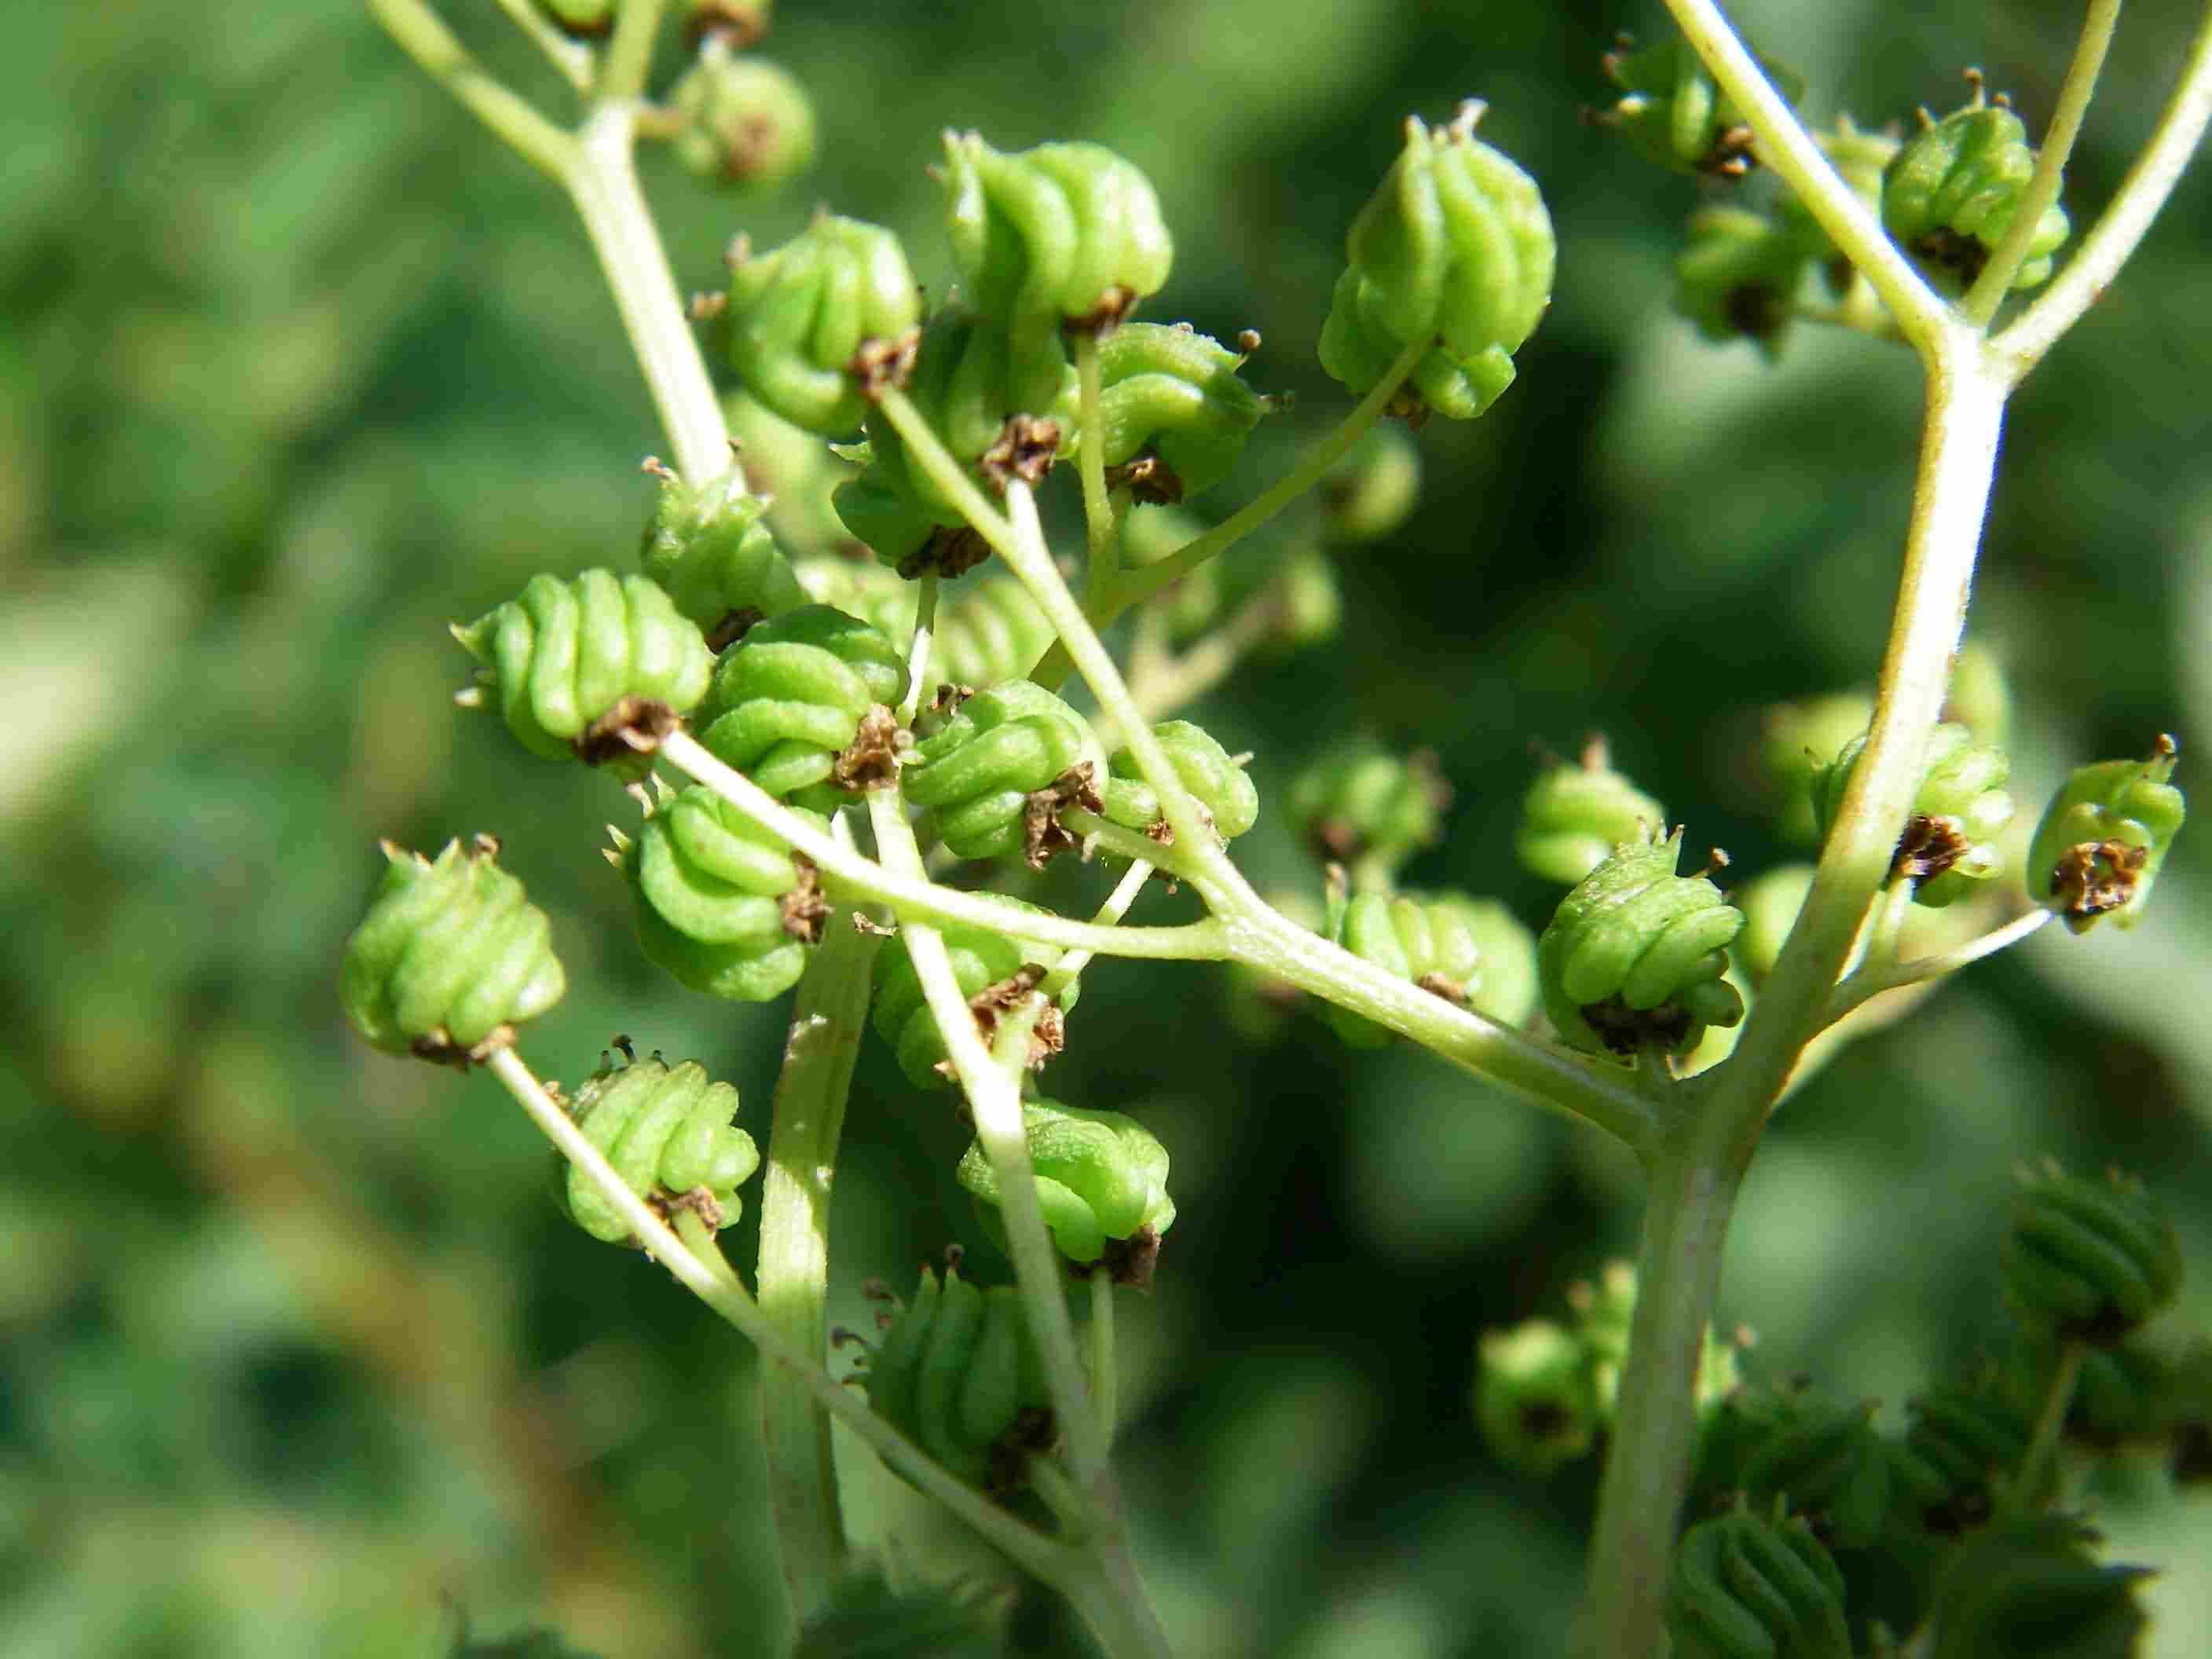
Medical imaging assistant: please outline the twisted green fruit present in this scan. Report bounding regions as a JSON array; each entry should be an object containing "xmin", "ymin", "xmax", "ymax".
[
  {"xmin": 2026, "ymin": 736, "xmax": 2185, "ymax": 932},
  {"xmin": 861, "ymin": 1265, "xmax": 1057, "ymax": 1492},
  {"xmin": 1071, "ymin": 322, "xmax": 1265, "ymax": 505},
  {"xmin": 1811, "ymin": 723, "xmax": 2012, "ymax": 907},
  {"xmin": 1320, "ymin": 101, "xmax": 1554, "ymax": 421},
  {"xmin": 690, "ymin": 603, "xmax": 907, "ymax": 808},
  {"xmin": 1906, "ymin": 1365, "xmax": 2038, "ymax": 1532},
  {"xmin": 723, "ymin": 217, "xmax": 921, "ymax": 437},
  {"xmin": 871, "ymin": 908, "xmax": 1073, "ymax": 1090},
  {"xmin": 1675, "ymin": 207, "xmax": 1808, "ymax": 360},
  {"xmin": 1317, "ymin": 426, "xmax": 1422, "ymax": 544},
  {"xmin": 454, "ymin": 570, "xmax": 714, "ymax": 766},
  {"xmin": 1733, "ymin": 1393, "xmax": 1895, "ymax": 1551},
  {"xmin": 639, "ymin": 463, "xmax": 805, "ymax": 642},
  {"xmin": 613, "ymin": 782, "xmax": 826, "ymax": 1002},
  {"xmin": 1517, "ymin": 738, "xmax": 1667, "ymax": 885},
  {"xmin": 1883, "ymin": 79, "xmax": 2071, "ymax": 293},
  {"xmin": 903, "ymin": 681, "xmax": 1107, "ymax": 865},
  {"xmin": 1667, "ymin": 1505, "xmax": 1852, "ymax": 1659},
  {"xmin": 793, "ymin": 558, "xmax": 1055, "ymax": 690},
  {"xmin": 341, "ymin": 835, "xmax": 566, "ymax": 1063},
  {"xmin": 1538, "ymin": 830, "xmax": 1745, "ymax": 1057},
  {"xmin": 1599, "ymin": 35, "xmax": 1805, "ymax": 177},
  {"xmin": 1325, "ymin": 890, "xmax": 1538, "ymax": 1049},
  {"xmin": 2068, "ymin": 1338, "xmax": 2185, "ymax": 1449},
  {"xmin": 2005, "ymin": 1162, "xmax": 2182, "ymax": 1344},
  {"xmin": 958, "ymin": 1099, "xmax": 1175, "ymax": 1286},
  {"xmin": 1474, "ymin": 1320, "xmax": 1599, "ymax": 1474},
  {"xmin": 1923, "ymin": 1514, "xmax": 2152, "ymax": 1659},
  {"xmin": 669, "ymin": 46, "xmax": 815, "ymax": 194},
  {"xmin": 941, "ymin": 133, "xmax": 1172, "ymax": 353},
  {"xmin": 562, "ymin": 1046, "xmax": 760, "ymax": 1244},
  {"xmin": 1099, "ymin": 720, "xmax": 1259, "ymax": 845},
  {"xmin": 1288, "ymin": 738, "xmax": 1448, "ymax": 884}
]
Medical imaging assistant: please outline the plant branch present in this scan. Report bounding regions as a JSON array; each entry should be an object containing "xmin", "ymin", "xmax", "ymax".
[
  {"xmin": 599, "ymin": 0, "xmax": 669, "ymax": 104},
  {"xmin": 900, "ymin": 569, "xmax": 940, "ymax": 725},
  {"xmin": 1997, "ymin": 0, "xmax": 2212, "ymax": 372},
  {"xmin": 491, "ymin": 0, "xmax": 598, "ymax": 95},
  {"xmin": 1826, "ymin": 906, "xmax": 2053, "ymax": 1026},
  {"xmin": 1963, "ymin": 0, "xmax": 2123, "ymax": 323},
  {"xmin": 1075, "ymin": 332, "xmax": 1119, "ymax": 579},
  {"xmin": 1040, "ymin": 859, "xmax": 1158, "ymax": 1002},
  {"xmin": 1088, "ymin": 1265, "xmax": 1119, "ymax": 1445},
  {"xmin": 2015, "ymin": 1339, "xmax": 2086, "ymax": 1514},
  {"xmin": 367, "ymin": 0, "xmax": 577, "ymax": 177}
]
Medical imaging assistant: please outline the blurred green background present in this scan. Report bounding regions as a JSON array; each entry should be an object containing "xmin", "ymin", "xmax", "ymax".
[{"xmin": 5, "ymin": 0, "xmax": 2210, "ymax": 1654}]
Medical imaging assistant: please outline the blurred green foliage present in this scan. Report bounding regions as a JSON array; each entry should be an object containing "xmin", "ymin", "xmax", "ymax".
[{"xmin": 4, "ymin": 2, "xmax": 2211, "ymax": 1654}]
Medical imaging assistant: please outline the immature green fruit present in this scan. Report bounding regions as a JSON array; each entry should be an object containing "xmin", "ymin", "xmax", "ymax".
[
  {"xmin": 1776, "ymin": 116, "xmax": 1901, "ymax": 278},
  {"xmin": 454, "ymin": 570, "xmax": 714, "ymax": 766},
  {"xmin": 1734, "ymin": 1393, "xmax": 1895, "ymax": 1550},
  {"xmin": 1923, "ymin": 1514, "xmax": 2152, "ymax": 1659},
  {"xmin": 669, "ymin": 47, "xmax": 815, "ymax": 194},
  {"xmin": 340, "ymin": 835, "xmax": 566, "ymax": 1064},
  {"xmin": 1517, "ymin": 738, "xmax": 1667, "ymax": 886},
  {"xmin": 1667, "ymin": 1505, "xmax": 1852, "ymax": 1659},
  {"xmin": 723, "ymin": 217, "xmax": 921, "ymax": 437},
  {"xmin": 1811, "ymin": 723, "xmax": 2012, "ymax": 907},
  {"xmin": 1317, "ymin": 426, "xmax": 1422, "ymax": 544},
  {"xmin": 1675, "ymin": 207, "xmax": 1807, "ymax": 360},
  {"xmin": 1320, "ymin": 101, "xmax": 1554, "ymax": 422},
  {"xmin": 1289, "ymin": 738, "xmax": 1449, "ymax": 884},
  {"xmin": 2026, "ymin": 736, "xmax": 2185, "ymax": 932},
  {"xmin": 1068, "ymin": 322, "xmax": 1266, "ymax": 505},
  {"xmin": 903, "ymin": 682, "xmax": 1108, "ymax": 866},
  {"xmin": 2004, "ymin": 1162, "xmax": 2182, "ymax": 1345},
  {"xmin": 940, "ymin": 133, "xmax": 1173, "ymax": 353},
  {"xmin": 1598, "ymin": 35, "xmax": 1805, "ymax": 178},
  {"xmin": 793, "ymin": 559, "xmax": 1054, "ymax": 691},
  {"xmin": 638, "ymin": 462, "xmax": 806, "ymax": 643},
  {"xmin": 1883, "ymin": 79, "xmax": 2071, "ymax": 294},
  {"xmin": 1099, "ymin": 720, "xmax": 1259, "ymax": 846},
  {"xmin": 535, "ymin": 0, "xmax": 613, "ymax": 35},
  {"xmin": 871, "ymin": 909, "xmax": 1072, "ymax": 1090},
  {"xmin": 1733, "ymin": 865, "xmax": 1815, "ymax": 987},
  {"xmin": 690, "ymin": 603, "xmax": 908, "ymax": 808},
  {"xmin": 614, "ymin": 782, "xmax": 826, "ymax": 1002},
  {"xmin": 1325, "ymin": 890, "xmax": 1538, "ymax": 1049},
  {"xmin": 1474, "ymin": 1320, "xmax": 1599, "ymax": 1474},
  {"xmin": 562, "ymin": 1046, "xmax": 760, "ymax": 1244},
  {"xmin": 957, "ymin": 1099, "xmax": 1175, "ymax": 1286},
  {"xmin": 2067, "ymin": 1336, "xmax": 2185, "ymax": 1449},
  {"xmin": 1539, "ymin": 830, "xmax": 1745, "ymax": 1057},
  {"xmin": 1906, "ymin": 1364, "xmax": 2038, "ymax": 1532},
  {"xmin": 860, "ymin": 1265, "xmax": 1057, "ymax": 1492}
]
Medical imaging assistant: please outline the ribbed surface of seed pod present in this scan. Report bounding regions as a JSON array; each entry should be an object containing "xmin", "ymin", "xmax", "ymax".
[
  {"xmin": 639, "ymin": 466, "xmax": 806, "ymax": 639},
  {"xmin": 862, "ymin": 1265, "xmax": 1057, "ymax": 1492},
  {"xmin": 1071, "ymin": 322, "xmax": 1265, "ymax": 504},
  {"xmin": 957, "ymin": 1098, "xmax": 1175, "ymax": 1284},
  {"xmin": 871, "ymin": 908, "xmax": 1072, "ymax": 1090},
  {"xmin": 1598, "ymin": 35, "xmax": 1804, "ymax": 177},
  {"xmin": 1666, "ymin": 1506, "xmax": 1852, "ymax": 1659},
  {"xmin": 723, "ymin": 216, "xmax": 921, "ymax": 437},
  {"xmin": 2005, "ymin": 1163, "xmax": 2182, "ymax": 1344},
  {"xmin": 2026, "ymin": 737, "xmax": 2185, "ymax": 932},
  {"xmin": 1811, "ymin": 723, "xmax": 2012, "ymax": 907},
  {"xmin": 1098, "ymin": 720, "xmax": 1258, "ymax": 844},
  {"xmin": 1883, "ymin": 85, "xmax": 2071, "ymax": 293},
  {"xmin": 690, "ymin": 603, "xmax": 907, "ymax": 806},
  {"xmin": 903, "ymin": 681, "xmax": 1107, "ymax": 864},
  {"xmin": 1326, "ymin": 890, "xmax": 1539, "ymax": 1048},
  {"xmin": 1517, "ymin": 742, "xmax": 1667, "ymax": 885},
  {"xmin": 562, "ymin": 1049, "xmax": 760, "ymax": 1243}
]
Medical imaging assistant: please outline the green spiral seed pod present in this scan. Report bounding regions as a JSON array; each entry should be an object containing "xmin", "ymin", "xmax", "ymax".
[
  {"xmin": 535, "ymin": 0, "xmax": 613, "ymax": 35},
  {"xmin": 1325, "ymin": 890, "xmax": 1539, "ymax": 1049},
  {"xmin": 1906, "ymin": 1366, "xmax": 2038, "ymax": 1532},
  {"xmin": 1667, "ymin": 1505, "xmax": 1852, "ymax": 1659},
  {"xmin": 341, "ymin": 835, "xmax": 566, "ymax": 1064},
  {"xmin": 453, "ymin": 570, "xmax": 715, "ymax": 766},
  {"xmin": 1735, "ymin": 1396, "xmax": 1895, "ymax": 1550},
  {"xmin": 2004, "ymin": 1163, "xmax": 2183, "ymax": 1345},
  {"xmin": 1538, "ymin": 830, "xmax": 1746, "ymax": 1058},
  {"xmin": 862, "ymin": 1265, "xmax": 1057, "ymax": 1492},
  {"xmin": 903, "ymin": 681, "xmax": 1108, "ymax": 865},
  {"xmin": 639, "ymin": 463, "xmax": 806, "ymax": 643},
  {"xmin": 690, "ymin": 603, "xmax": 908, "ymax": 807},
  {"xmin": 723, "ymin": 216, "xmax": 921, "ymax": 438},
  {"xmin": 1320, "ymin": 103, "xmax": 1554, "ymax": 423},
  {"xmin": 2068, "ymin": 1338, "xmax": 2183, "ymax": 1450},
  {"xmin": 1068, "ymin": 322, "xmax": 1266, "ymax": 505},
  {"xmin": 2026, "ymin": 736, "xmax": 2185, "ymax": 932},
  {"xmin": 1776, "ymin": 116, "xmax": 1901, "ymax": 276},
  {"xmin": 1923, "ymin": 1514, "xmax": 2152, "ymax": 1659},
  {"xmin": 1098, "ymin": 720, "xmax": 1259, "ymax": 846},
  {"xmin": 1288, "ymin": 738, "xmax": 1449, "ymax": 885},
  {"xmin": 871, "ymin": 909, "xmax": 1073, "ymax": 1090},
  {"xmin": 1517, "ymin": 738, "xmax": 1668, "ymax": 885},
  {"xmin": 957, "ymin": 1099, "xmax": 1176, "ymax": 1286},
  {"xmin": 1474, "ymin": 1320, "xmax": 1600, "ymax": 1474},
  {"xmin": 941, "ymin": 133, "xmax": 1173, "ymax": 351},
  {"xmin": 1811, "ymin": 723, "xmax": 2013, "ymax": 907},
  {"xmin": 1317, "ymin": 426, "xmax": 1422, "ymax": 544},
  {"xmin": 1882, "ymin": 79, "xmax": 2071, "ymax": 294},
  {"xmin": 562, "ymin": 1047, "xmax": 760, "ymax": 1244},
  {"xmin": 1675, "ymin": 207, "xmax": 1808, "ymax": 360},
  {"xmin": 669, "ymin": 46, "xmax": 815, "ymax": 194},
  {"xmin": 1733, "ymin": 865, "xmax": 1816, "ymax": 987},
  {"xmin": 792, "ymin": 559, "xmax": 1053, "ymax": 691},
  {"xmin": 613, "ymin": 782, "xmax": 827, "ymax": 1002},
  {"xmin": 1599, "ymin": 35, "xmax": 1805, "ymax": 178}
]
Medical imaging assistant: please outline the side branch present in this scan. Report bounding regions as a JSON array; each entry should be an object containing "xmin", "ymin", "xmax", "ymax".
[{"xmin": 368, "ymin": 0, "xmax": 577, "ymax": 178}]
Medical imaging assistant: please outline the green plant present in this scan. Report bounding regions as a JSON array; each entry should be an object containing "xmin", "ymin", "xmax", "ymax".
[{"xmin": 343, "ymin": 0, "xmax": 2212, "ymax": 1652}]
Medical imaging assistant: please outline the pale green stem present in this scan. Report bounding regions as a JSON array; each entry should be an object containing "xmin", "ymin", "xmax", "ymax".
[
  {"xmin": 1660, "ymin": 0, "xmax": 1949, "ymax": 351},
  {"xmin": 1826, "ymin": 906, "xmax": 2053, "ymax": 1027},
  {"xmin": 1028, "ymin": 1453, "xmax": 1090, "ymax": 1538},
  {"xmin": 2014, "ymin": 1339, "xmax": 2086, "ymax": 1514},
  {"xmin": 491, "ymin": 0, "xmax": 597, "ymax": 94},
  {"xmin": 1118, "ymin": 571, "xmax": 1304, "ymax": 733},
  {"xmin": 1089, "ymin": 1265, "xmax": 1119, "ymax": 1446},
  {"xmin": 754, "ymin": 890, "xmax": 882, "ymax": 1625},
  {"xmin": 1060, "ymin": 809, "xmax": 1205, "ymax": 881},
  {"xmin": 1041, "ymin": 860, "xmax": 1158, "ymax": 1002},
  {"xmin": 1997, "ymin": 0, "xmax": 2212, "ymax": 374},
  {"xmin": 598, "ymin": 0, "xmax": 669, "ymax": 103},
  {"xmin": 1962, "ymin": 0, "xmax": 2124, "ymax": 323},
  {"xmin": 1076, "ymin": 333, "xmax": 1118, "ymax": 580},
  {"xmin": 657, "ymin": 729, "xmax": 1229, "ymax": 961},
  {"xmin": 1864, "ymin": 877, "xmax": 1917, "ymax": 972},
  {"xmin": 569, "ymin": 104, "xmax": 732, "ymax": 486},
  {"xmin": 674, "ymin": 1208, "xmax": 740, "ymax": 1287},
  {"xmin": 366, "ymin": 0, "xmax": 577, "ymax": 177},
  {"xmin": 872, "ymin": 386, "xmax": 1022, "ymax": 561},
  {"xmin": 481, "ymin": 1046, "xmax": 1073, "ymax": 1587},
  {"xmin": 900, "ymin": 569, "xmax": 940, "ymax": 724}
]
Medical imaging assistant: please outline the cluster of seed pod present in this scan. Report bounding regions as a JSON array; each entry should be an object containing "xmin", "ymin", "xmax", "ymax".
[
  {"xmin": 1902, "ymin": 1364, "xmax": 2039, "ymax": 1533},
  {"xmin": 690, "ymin": 603, "xmax": 908, "ymax": 807},
  {"xmin": 1287, "ymin": 738, "xmax": 1448, "ymax": 888},
  {"xmin": 1516, "ymin": 738, "xmax": 1667, "ymax": 886},
  {"xmin": 720, "ymin": 215, "xmax": 921, "ymax": 438},
  {"xmin": 902, "ymin": 682, "xmax": 1108, "ymax": 866},
  {"xmin": 1884, "ymin": 73, "xmax": 2071, "ymax": 293},
  {"xmin": 1811, "ymin": 722, "xmax": 2013, "ymax": 908},
  {"xmin": 1096, "ymin": 720, "xmax": 1259, "ymax": 848},
  {"xmin": 1665, "ymin": 1502, "xmax": 1851, "ymax": 1659},
  {"xmin": 638, "ymin": 461, "xmax": 806, "ymax": 643},
  {"xmin": 340, "ymin": 835, "xmax": 566, "ymax": 1064},
  {"xmin": 560, "ymin": 1042, "xmax": 760, "ymax": 1245},
  {"xmin": 1698, "ymin": 1383, "xmax": 1902, "ymax": 1551},
  {"xmin": 1923, "ymin": 1514, "xmax": 2154, "ymax": 1657},
  {"xmin": 794, "ymin": 558, "xmax": 1057, "ymax": 691},
  {"xmin": 870, "ymin": 910, "xmax": 1074, "ymax": 1091},
  {"xmin": 956, "ymin": 1099, "xmax": 1175, "ymax": 1287},
  {"xmin": 1596, "ymin": 34, "xmax": 1804, "ymax": 178},
  {"xmin": 1324, "ymin": 889, "xmax": 1538, "ymax": 1048},
  {"xmin": 1073, "ymin": 321, "xmax": 1269, "ymax": 505},
  {"xmin": 2026, "ymin": 737, "xmax": 2185, "ymax": 932},
  {"xmin": 2003, "ymin": 1161, "xmax": 2183, "ymax": 1344}
]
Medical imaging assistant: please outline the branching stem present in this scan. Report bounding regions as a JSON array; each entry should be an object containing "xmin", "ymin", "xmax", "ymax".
[
  {"xmin": 1826, "ymin": 906, "xmax": 2053, "ymax": 1026},
  {"xmin": 367, "ymin": 0, "xmax": 577, "ymax": 177}
]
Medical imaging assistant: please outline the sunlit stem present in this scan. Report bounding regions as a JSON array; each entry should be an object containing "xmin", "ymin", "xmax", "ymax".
[
  {"xmin": 1042, "ymin": 860, "xmax": 1157, "ymax": 1001},
  {"xmin": 1075, "ymin": 332, "xmax": 1118, "ymax": 581}
]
